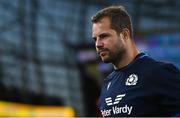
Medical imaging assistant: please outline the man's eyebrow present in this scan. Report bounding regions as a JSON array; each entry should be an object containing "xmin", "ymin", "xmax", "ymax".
[
  {"xmin": 99, "ymin": 33, "xmax": 110, "ymax": 38},
  {"xmin": 92, "ymin": 32, "xmax": 110, "ymax": 40}
]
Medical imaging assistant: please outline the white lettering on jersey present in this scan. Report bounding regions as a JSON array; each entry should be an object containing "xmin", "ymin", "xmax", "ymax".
[{"xmin": 105, "ymin": 94, "xmax": 126, "ymax": 106}]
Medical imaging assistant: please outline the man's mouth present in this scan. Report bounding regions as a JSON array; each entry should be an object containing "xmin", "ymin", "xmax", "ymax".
[{"xmin": 98, "ymin": 50, "xmax": 109, "ymax": 56}]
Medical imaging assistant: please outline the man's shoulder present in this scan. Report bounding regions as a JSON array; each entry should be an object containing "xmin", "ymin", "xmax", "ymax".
[
  {"xmin": 140, "ymin": 55, "xmax": 179, "ymax": 73},
  {"xmin": 150, "ymin": 59, "xmax": 179, "ymax": 75},
  {"xmin": 157, "ymin": 61, "xmax": 179, "ymax": 73},
  {"xmin": 134, "ymin": 55, "xmax": 180, "ymax": 82}
]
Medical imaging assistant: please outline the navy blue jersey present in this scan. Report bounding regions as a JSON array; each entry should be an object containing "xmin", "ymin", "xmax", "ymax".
[{"xmin": 98, "ymin": 53, "xmax": 180, "ymax": 117}]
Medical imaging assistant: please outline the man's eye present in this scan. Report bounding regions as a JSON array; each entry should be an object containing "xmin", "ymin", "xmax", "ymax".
[
  {"xmin": 92, "ymin": 38, "xmax": 96, "ymax": 42},
  {"xmin": 100, "ymin": 34, "xmax": 109, "ymax": 39}
]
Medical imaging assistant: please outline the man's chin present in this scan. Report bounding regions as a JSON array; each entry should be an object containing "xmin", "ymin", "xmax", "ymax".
[{"xmin": 101, "ymin": 58, "xmax": 111, "ymax": 63}]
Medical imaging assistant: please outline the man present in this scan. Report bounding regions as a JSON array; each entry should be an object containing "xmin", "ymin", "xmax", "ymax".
[{"xmin": 91, "ymin": 5, "xmax": 180, "ymax": 117}]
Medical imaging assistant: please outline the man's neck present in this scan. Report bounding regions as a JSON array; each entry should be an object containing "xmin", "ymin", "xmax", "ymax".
[{"xmin": 113, "ymin": 47, "xmax": 139, "ymax": 70}]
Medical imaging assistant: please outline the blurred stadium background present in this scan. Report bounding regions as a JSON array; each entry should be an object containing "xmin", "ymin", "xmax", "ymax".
[{"xmin": 0, "ymin": 0, "xmax": 179, "ymax": 117}]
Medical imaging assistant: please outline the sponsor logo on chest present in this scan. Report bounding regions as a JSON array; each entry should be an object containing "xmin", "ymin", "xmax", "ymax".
[
  {"xmin": 101, "ymin": 104, "xmax": 133, "ymax": 117},
  {"xmin": 101, "ymin": 94, "xmax": 133, "ymax": 116}
]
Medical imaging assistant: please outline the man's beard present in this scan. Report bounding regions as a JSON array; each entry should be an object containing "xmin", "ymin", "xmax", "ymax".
[{"xmin": 102, "ymin": 47, "xmax": 126, "ymax": 65}]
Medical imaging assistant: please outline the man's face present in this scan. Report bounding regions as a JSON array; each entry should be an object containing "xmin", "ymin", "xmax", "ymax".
[{"xmin": 92, "ymin": 17, "xmax": 126, "ymax": 63}]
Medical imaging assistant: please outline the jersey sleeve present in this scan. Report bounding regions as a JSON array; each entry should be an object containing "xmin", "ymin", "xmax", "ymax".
[{"xmin": 152, "ymin": 63, "xmax": 180, "ymax": 116}]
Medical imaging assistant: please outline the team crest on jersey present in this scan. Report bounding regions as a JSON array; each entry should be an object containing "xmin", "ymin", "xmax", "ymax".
[{"xmin": 126, "ymin": 74, "xmax": 138, "ymax": 86}]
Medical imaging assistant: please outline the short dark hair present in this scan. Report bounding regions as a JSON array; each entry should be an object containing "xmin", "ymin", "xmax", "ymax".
[{"xmin": 91, "ymin": 5, "xmax": 133, "ymax": 38}]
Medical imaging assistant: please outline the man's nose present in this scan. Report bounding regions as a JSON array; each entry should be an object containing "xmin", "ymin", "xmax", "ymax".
[{"xmin": 95, "ymin": 39, "xmax": 103, "ymax": 48}]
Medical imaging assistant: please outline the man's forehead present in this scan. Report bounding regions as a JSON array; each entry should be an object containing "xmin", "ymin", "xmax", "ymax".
[
  {"xmin": 92, "ymin": 18, "xmax": 111, "ymax": 36},
  {"xmin": 95, "ymin": 17, "xmax": 110, "ymax": 25}
]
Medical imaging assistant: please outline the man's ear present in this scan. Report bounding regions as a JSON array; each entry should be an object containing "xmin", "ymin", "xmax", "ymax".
[{"xmin": 121, "ymin": 28, "xmax": 131, "ymax": 40}]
